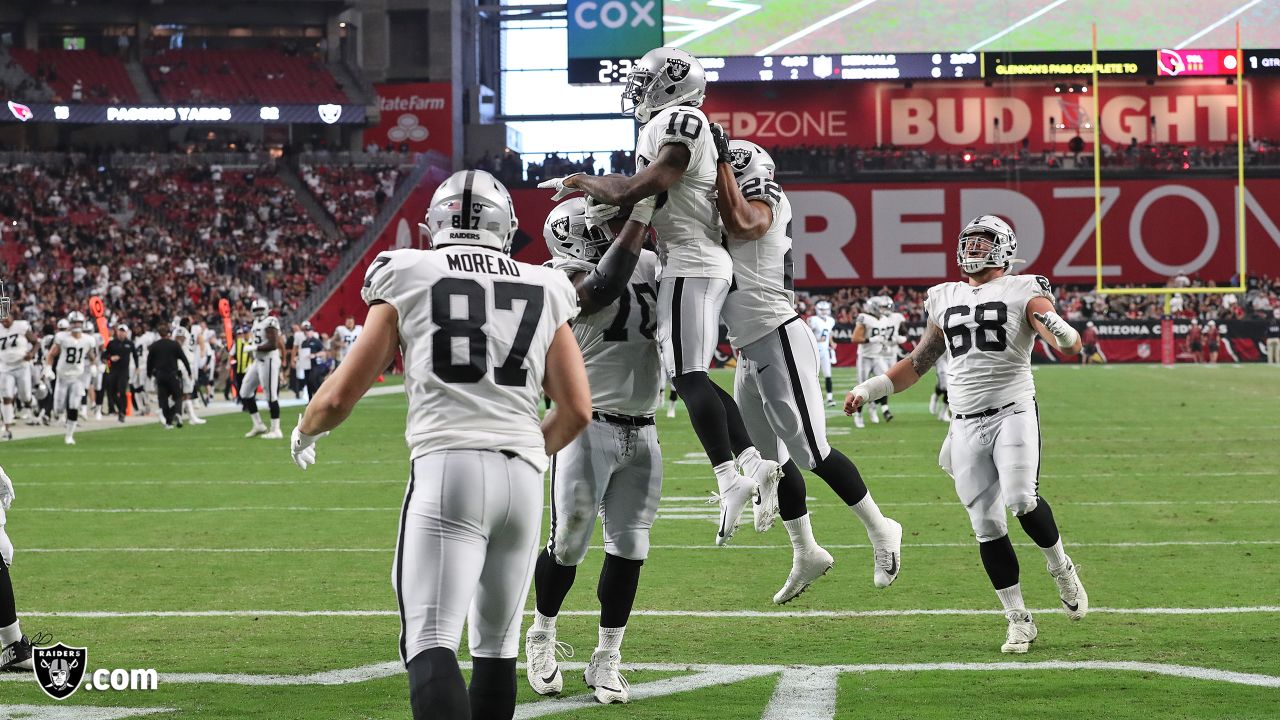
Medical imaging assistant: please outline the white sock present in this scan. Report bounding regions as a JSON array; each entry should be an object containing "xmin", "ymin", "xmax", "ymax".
[
  {"xmin": 783, "ymin": 514, "xmax": 819, "ymax": 554},
  {"xmin": 713, "ymin": 461, "xmax": 739, "ymax": 492},
  {"xmin": 187, "ymin": 400, "xmax": 200, "ymax": 421},
  {"xmin": 597, "ymin": 626, "xmax": 625, "ymax": 654},
  {"xmin": 851, "ymin": 494, "xmax": 888, "ymax": 535},
  {"xmin": 67, "ymin": 420, "xmax": 77, "ymax": 434},
  {"xmin": 1, "ymin": 403, "xmax": 13, "ymax": 425},
  {"xmin": 532, "ymin": 610, "xmax": 556, "ymax": 634},
  {"xmin": 736, "ymin": 447, "xmax": 763, "ymax": 478},
  {"xmin": 995, "ymin": 584, "xmax": 1026, "ymax": 612},
  {"xmin": 0, "ymin": 620, "xmax": 21, "ymax": 645},
  {"xmin": 1040, "ymin": 538, "xmax": 1069, "ymax": 571},
  {"xmin": 270, "ymin": 418, "xmax": 280, "ymax": 432},
  {"xmin": 253, "ymin": 414, "xmax": 266, "ymax": 429}
]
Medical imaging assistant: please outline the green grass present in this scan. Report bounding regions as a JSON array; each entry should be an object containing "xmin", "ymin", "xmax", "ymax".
[{"xmin": 1, "ymin": 365, "xmax": 1278, "ymax": 717}]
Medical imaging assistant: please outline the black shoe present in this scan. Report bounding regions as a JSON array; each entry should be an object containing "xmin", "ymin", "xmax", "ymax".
[
  {"xmin": 118, "ymin": 413, "xmax": 126, "ymax": 423},
  {"xmin": 1, "ymin": 633, "xmax": 49, "ymax": 673},
  {"xmin": 883, "ymin": 408, "xmax": 894, "ymax": 422},
  {"xmin": 175, "ymin": 419, "xmax": 184, "ymax": 429}
]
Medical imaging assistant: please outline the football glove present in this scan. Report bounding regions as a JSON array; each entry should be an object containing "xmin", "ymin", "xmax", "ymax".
[
  {"xmin": 537, "ymin": 173, "xmax": 585, "ymax": 201},
  {"xmin": 0, "ymin": 465, "xmax": 13, "ymax": 510},
  {"xmin": 1033, "ymin": 310, "xmax": 1080, "ymax": 349},
  {"xmin": 710, "ymin": 122, "xmax": 732, "ymax": 165},
  {"xmin": 845, "ymin": 375, "xmax": 893, "ymax": 415},
  {"xmin": 583, "ymin": 197, "xmax": 622, "ymax": 230},
  {"xmin": 290, "ymin": 418, "xmax": 328, "ymax": 471}
]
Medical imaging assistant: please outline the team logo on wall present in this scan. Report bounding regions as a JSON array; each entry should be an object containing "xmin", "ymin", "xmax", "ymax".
[
  {"xmin": 7, "ymin": 100, "xmax": 33, "ymax": 122},
  {"xmin": 316, "ymin": 104, "xmax": 342, "ymax": 124},
  {"xmin": 33, "ymin": 643, "xmax": 88, "ymax": 700},
  {"xmin": 666, "ymin": 59, "xmax": 690, "ymax": 81}
]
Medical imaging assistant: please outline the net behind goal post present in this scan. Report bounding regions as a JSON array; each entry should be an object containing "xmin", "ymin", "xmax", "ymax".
[{"xmin": 1089, "ymin": 23, "xmax": 1248, "ymax": 367}]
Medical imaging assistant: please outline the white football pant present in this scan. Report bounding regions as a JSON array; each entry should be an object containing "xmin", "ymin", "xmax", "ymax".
[
  {"xmin": 54, "ymin": 376, "xmax": 88, "ymax": 415},
  {"xmin": 239, "ymin": 356, "xmax": 280, "ymax": 403},
  {"xmin": 0, "ymin": 365, "xmax": 33, "ymax": 405},
  {"xmin": 657, "ymin": 277, "xmax": 729, "ymax": 377},
  {"xmin": 938, "ymin": 397, "xmax": 1041, "ymax": 542},
  {"xmin": 734, "ymin": 317, "xmax": 832, "ymax": 470}
]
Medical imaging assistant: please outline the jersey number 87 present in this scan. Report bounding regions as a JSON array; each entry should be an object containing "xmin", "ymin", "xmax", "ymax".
[{"xmin": 432, "ymin": 279, "xmax": 545, "ymax": 387}]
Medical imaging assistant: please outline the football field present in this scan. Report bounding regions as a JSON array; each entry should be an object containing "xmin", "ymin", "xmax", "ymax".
[{"xmin": 1, "ymin": 365, "xmax": 1278, "ymax": 718}]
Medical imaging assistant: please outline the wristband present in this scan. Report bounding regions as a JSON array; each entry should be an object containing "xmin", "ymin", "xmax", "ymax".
[{"xmin": 856, "ymin": 374, "xmax": 894, "ymax": 403}]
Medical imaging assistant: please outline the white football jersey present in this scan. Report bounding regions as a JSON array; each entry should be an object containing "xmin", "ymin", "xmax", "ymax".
[
  {"xmin": 335, "ymin": 324, "xmax": 362, "ymax": 360},
  {"xmin": 362, "ymin": 246, "xmax": 579, "ymax": 472},
  {"xmin": 55, "ymin": 331, "xmax": 98, "ymax": 378},
  {"xmin": 721, "ymin": 176, "xmax": 797, "ymax": 349},
  {"xmin": 634, "ymin": 105, "xmax": 731, "ymax": 281},
  {"xmin": 251, "ymin": 316, "xmax": 282, "ymax": 358},
  {"xmin": 553, "ymin": 250, "xmax": 662, "ymax": 417},
  {"xmin": 924, "ymin": 274, "xmax": 1053, "ymax": 415},
  {"xmin": 0, "ymin": 320, "xmax": 33, "ymax": 369},
  {"xmin": 808, "ymin": 314, "xmax": 836, "ymax": 349},
  {"xmin": 857, "ymin": 312, "xmax": 905, "ymax": 359}
]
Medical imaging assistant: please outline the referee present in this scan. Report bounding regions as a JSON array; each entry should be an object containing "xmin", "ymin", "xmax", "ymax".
[
  {"xmin": 103, "ymin": 324, "xmax": 134, "ymax": 422},
  {"xmin": 146, "ymin": 325, "xmax": 190, "ymax": 429}
]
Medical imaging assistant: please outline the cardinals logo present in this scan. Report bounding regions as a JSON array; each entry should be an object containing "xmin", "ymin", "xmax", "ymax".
[
  {"xmin": 7, "ymin": 101, "xmax": 33, "ymax": 122},
  {"xmin": 1157, "ymin": 49, "xmax": 1187, "ymax": 76},
  {"xmin": 317, "ymin": 104, "xmax": 342, "ymax": 124}
]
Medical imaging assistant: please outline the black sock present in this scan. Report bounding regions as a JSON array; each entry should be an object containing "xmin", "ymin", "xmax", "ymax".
[
  {"xmin": 67, "ymin": 408, "xmax": 78, "ymax": 422},
  {"xmin": 406, "ymin": 647, "xmax": 468, "ymax": 720},
  {"xmin": 670, "ymin": 372, "xmax": 733, "ymax": 465},
  {"xmin": 268, "ymin": 401, "xmax": 280, "ymax": 420},
  {"xmin": 824, "ymin": 376, "xmax": 833, "ymax": 395},
  {"xmin": 979, "ymin": 535, "xmax": 1021, "ymax": 590},
  {"xmin": 533, "ymin": 548, "xmax": 577, "ymax": 619},
  {"xmin": 810, "ymin": 448, "xmax": 869, "ymax": 506},
  {"xmin": 1016, "ymin": 497, "xmax": 1061, "ymax": 548},
  {"xmin": 711, "ymin": 383, "xmax": 754, "ymax": 456},
  {"xmin": 0, "ymin": 562, "xmax": 17, "ymax": 628},
  {"xmin": 777, "ymin": 460, "xmax": 808, "ymax": 521},
  {"xmin": 469, "ymin": 656, "xmax": 517, "ymax": 720},
  {"xmin": 668, "ymin": 389, "xmax": 677, "ymax": 401},
  {"xmin": 875, "ymin": 397, "xmax": 888, "ymax": 407},
  {"xmin": 244, "ymin": 398, "xmax": 258, "ymax": 415},
  {"xmin": 597, "ymin": 554, "xmax": 643, "ymax": 628}
]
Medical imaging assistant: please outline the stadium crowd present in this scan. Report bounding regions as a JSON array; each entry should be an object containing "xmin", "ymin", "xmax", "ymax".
[{"xmin": 299, "ymin": 163, "xmax": 400, "ymax": 239}]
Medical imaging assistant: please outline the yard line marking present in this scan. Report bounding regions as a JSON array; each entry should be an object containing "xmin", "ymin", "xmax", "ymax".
[
  {"xmin": 22, "ymin": 606, "xmax": 1280, "ymax": 619},
  {"xmin": 514, "ymin": 663, "xmax": 778, "ymax": 719},
  {"xmin": 666, "ymin": 1, "xmax": 762, "ymax": 50},
  {"xmin": 755, "ymin": 0, "xmax": 882, "ymax": 56},
  {"xmin": 0, "ymin": 706, "xmax": 178, "ymax": 719},
  {"xmin": 1175, "ymin": 0, "xmax": 1262, "ymax": 49},
  {"xmin": 964, "ymin": 0, "xmax": 1074, "ymax": 51},
  {"xmin": 19, "ymin": 506, "xmax": 398, "ymax": 513},
  {"xmin": 762, "ymin": 666, "xmax": 838, "ymax": 720}
]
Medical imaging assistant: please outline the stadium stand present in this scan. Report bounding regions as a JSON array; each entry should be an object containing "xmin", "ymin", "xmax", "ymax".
[
  {"xmin": 144, "ymin": 48, "xmax": 346, "ymax": 104},
  {"xmin": 6, "ymin": 48, "xmax": 139, "ymax": 104}
]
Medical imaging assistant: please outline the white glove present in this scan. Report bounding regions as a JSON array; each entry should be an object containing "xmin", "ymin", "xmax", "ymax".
[
  {"xmin": 537, "ymin": 174, "xmax": 584, "ymax": 201},
  {"xmin": 42, "ymin": 365, "xmax": 55, "ymax": 382},
  {"xmin": 290, "ymin": 418, "xmax": 328, "ymax": 470},
  {"xmin": 0, "ymin": 465, "xmax": 13, "ymax": 510},
  {"xmin": 626, "ymin": 195, "xmax": 657, "ymax": 226},
  {"xmin": 584, "ymin": 197, "xmax": 622, "ymax": 231},
  {"xmin": 845, "ymin": 374, "xmax": 893, "ymax": 415},
  {"xmin": 1033, "ymin": 310, "xmax": 1080, "ymax": 349}
]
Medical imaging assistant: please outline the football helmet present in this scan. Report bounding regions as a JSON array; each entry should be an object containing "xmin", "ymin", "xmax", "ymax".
[
  {"xmin": 957, "ymin": 215, "xmax": 1017, "ymax": 274},
  {"xmin": 621, "ymin": 47, "xmax": 706, "ymax": 124},
  {"xmin": 67, "ymin": 311, "xmax": 85, "ymax": 332},
  {"xmin": 251, "ymin": 298, "xmax": 270, "ymax": 318},
  {"xmin": 57, "ymin": 318, "xmax": 69, "ymax": 331},
  {"xmin": 815, "ymin": 300, "xmax": 832, "ymax": 318},
  {"xmin": 0, "ymin": 279, "xmax": 9, "ymax": 320},
  {"xmin": 543, "ymin": 197, "xmax": 611, "ymax": 264},
  {"xmin": 872, "ymin": 296, "xmax": 894, "ymax": 317},
  {"xmin": 421, "ymin": 169, "xmax": 518, "ymax": 254},
  {"xmin": 727, "ymin": 139, "xmax": 776, "ymax": 181}
]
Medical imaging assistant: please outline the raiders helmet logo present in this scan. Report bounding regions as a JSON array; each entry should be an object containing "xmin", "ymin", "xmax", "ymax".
[
  {"xmin": 666, "ymin": 59, "xmax": 690, "ymax": 82},
  {"xmin": 550, "ymin": 216, "xmax": 570, "ymax": 242},
  {"xmin": 33, "ymin": 643, "xmax": 88, "ymax": 700},
  {"xmin": 317, "ymin": 104, "xmax": 342, "ymax": 125},
  {"xmin": 729, "ymin": 147, "xmax": 753, "ymax": 171}
]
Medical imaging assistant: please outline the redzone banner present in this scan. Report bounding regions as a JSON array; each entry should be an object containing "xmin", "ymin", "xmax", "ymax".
[
  {"xmin": 373, "ymin": 83, "xmax": 452, "ymax": 156},
  {"xmin": 699, "ymin": 78, "xmax": 1273, "ymax": 151}
]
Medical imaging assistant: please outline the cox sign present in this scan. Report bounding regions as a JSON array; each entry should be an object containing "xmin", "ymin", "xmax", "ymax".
[{"xmin": 568, "ymin": 0, "xmax": 663, "ymax": 60}]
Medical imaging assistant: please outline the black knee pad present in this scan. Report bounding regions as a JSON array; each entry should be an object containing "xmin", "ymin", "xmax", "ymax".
[
  {"xmin": 268, "ymin": 401, "xmax": 280, "ymax": 419},
  {"xmin": 243, "ymin": 398, "xmax": 258, "ymax": 415},
  {"xmin": 406, "ymin": 647, "xmax": 468, "ymax": 720},
  {"xmin": 67, "ymin": 408, "xmax": 78, "ymax": 422},
  {"xmin": 978, "ymin": 535, "xmax": 1020, "ymax": 590},
  {"xmin": 469, "ymin": 656, "xmax": 517, "ymax": 720}
]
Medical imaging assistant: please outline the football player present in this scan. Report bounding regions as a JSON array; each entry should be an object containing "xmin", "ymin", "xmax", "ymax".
[
  {"xmin": 846, "ymin": 215, "xmax": 1088, "ymax": 654},
  {"xmin": 173, "ymin": 318, "xmax": 207, "ymax": 425},
  {"xmin": 45, "ymin": 312, "xmax": 98, "ymax": 445},
  {"xmin": 291, "ymin": 170, "xmax": 589, "ymax": 720},
  {"xmin": 131, "ymin": 324, "xmax": 157, "ymax": 417},
  {"xmin": 808, "ymin": 301, "xmax": 837, "ymax": 406},
  {"xmin": 714, "ymin": 134, "xmax": 902, "ymax": 601},
  {"xmin": 0, "ymin": 287, "xmax": 38, "ymax": 441},
  {"xmin": 241, "ymin": 299, "xmax": 284, "ymax": 439},
  {"xmin": 851, "ymin": 296, "xmax": 906, "ymax": 427},
  {"xmin": 539, "ymin": 47, "xmax": 777, "ymax": 545},
  {"xmin": 0, "ymin": 464, "xmax": 44, "ymax": 672},
  {"xmin": 333, "ymin": 317, "xmax": 362, "ymax": 366},
  {"xmin": 930, "ymin": 352, "xmax": 951, "ymax": 421},
  {"xmin": 526, "ymin": 196, "xmax": 660, "ymax": 704}
]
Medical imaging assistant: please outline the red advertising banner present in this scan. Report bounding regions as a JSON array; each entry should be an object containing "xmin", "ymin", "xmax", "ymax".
[
  {"xmin": 700, "ymin": 78, "xmax": 1271, "ymax": 151},
  {"xmin": 372, "ymin": 82, "xmax": 452, "ymax": 156}
]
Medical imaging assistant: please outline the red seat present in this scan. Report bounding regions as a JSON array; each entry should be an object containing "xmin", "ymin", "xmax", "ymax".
[{"xmin": 9, "ymin": 49, "xmax": 139, "ymax": 104}]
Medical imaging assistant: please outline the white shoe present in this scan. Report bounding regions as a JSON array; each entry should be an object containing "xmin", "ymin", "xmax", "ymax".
[
  {"xmin": 1001, "ymin": 609, "xmax": 1037, "ymax": 653},
  {"xmin": 853, "ymin": 412, "xmax": 865, "ymax": 429},
  {"xmin": 929, "ymin": 394, "xmax": 939, "ymax": 414},
  {"xmin": 245, "ymin": 425, "xmax": 267, "ymax": 438},
  {"xmin": 666, "ymin": 405, "xmax": 676, "ymax": 419},
  {"xmin": 870, "ymin": 518, "xmax": 902, "ymax": 588},
  {"xmin": 94, "ymin": 410, "xmax": 103, "ymax": 421},
  {"xmin": 583, "ymin": 650, "xmax": 629, "ymax": 704},
  {"xmin": 262, "ymin": 429, "xmax": 283, "ymax": 439},
  {"xmin": 773, "ymin": 545, "xmax": 834, "ymax": 604},
  {"xmin": 750, "ymin": 459, "xmax": 782, "ymax": 533},
  {"xmin": 1049, "ymin": 558, "xmax": 1089, "ymax": 621},
  {"xmin": 825, "ymin": 397, "xmax": 835, "ymax": 407},
  {"xmin": 711, "ymin": 475, "xmax": 753, "ymax": 546},
  {"xmin": 524, "ymin": 628, "xmax": 571, "ymax": 696},
  {"xmin": 869, "ymin": 407, "xmax": 880, "ymax": 424},
  {"xmin": 189, "ymin": 416, "xmax": 207, "ymax": 425},
  {"xmin": 64, "ymin": 435, "xmax": 76, "ymax": 445}
]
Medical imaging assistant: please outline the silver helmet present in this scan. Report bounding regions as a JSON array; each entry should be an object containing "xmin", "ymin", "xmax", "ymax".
[
  {"xmin": 727, "ymin": 139, "xmax": 775, "ymax": 181},
  {"xmin": 251, "ymin": 298, "xmax": 270, "ymax": 318},
  {"xmin": 67, "ymin": 311, "xmax": 86, "ymax": 332},
  {"xmin": 622, "ymin": 47, "xmax": 707, "ymax": 125},
  {"xmin": 57, "ymin": 318, "xmax": 69, "ymax": 331},
  {"xmin": 420, "ymin": 169, "xmax": 518, "ymax": 254},
  {"xmin": 957, "ymin": 215, "xmax": 1018, "ymax": 274},
  {"xmin": 815, "ymin": 300, "xmax": 832, "ymax": 318},
  {"xmin": 543, "ymin": 198, "xmax": 611, "ymax": 264},
  {"xmin": 872, "ymin": 295, "xmax": 894, "ymax": 317}
]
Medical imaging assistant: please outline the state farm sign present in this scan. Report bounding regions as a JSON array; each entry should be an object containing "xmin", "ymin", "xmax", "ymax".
[{"xmin": 373, "ymin": 82, "xmax": 452, "ymax": 156}]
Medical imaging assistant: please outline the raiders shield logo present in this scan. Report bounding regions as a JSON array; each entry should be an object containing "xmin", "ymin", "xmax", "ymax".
[
  {"xmin": 550, "ymin": 216, "xmax": 570, "ymax": 242},
  {"xmin": 729, "ymin": 147, "xmax": 753, "ymax": 172},
  {"xmin": 666, "ymin": 59, "xmax": 690, "ymax": 82},
  {"xmin": 33, "ymin": 642, "xmax": 88, "ymax": 700},
  {"xmin": 316, "ymin": 103, "xmax": 342, "ymax": 125}
]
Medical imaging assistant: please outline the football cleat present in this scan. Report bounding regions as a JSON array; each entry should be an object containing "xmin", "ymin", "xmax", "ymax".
[
  {"xmin": 64, "ymin": 435, "xmax": 75, "ymax": 445},
  {"xmin": 869, "ymin": 406, "xmax": 880, "ymax": 423},
  {"xmin": 583, "ymin": 650, "xmax": 629, "ymax": 704},
  {"xmin": 0, "ymin": 634, "xmax": 42, "ymax": 673},
  {"xmin": 525, "ymin": 628, "xmax": 572, "ymax": 696},
  {"xmin": 853, "ymin": 412, "xmax": 865, "ymax": 429},
  {"xmin": 262, "ymin": 429, "xmax": 284, "ymax": 440},
  {"xmin": 245, "ymin": 425, "xmax": 267, "ymax": 438},
  {"xmin": 750, "ymin": 459, "xmax": 782, "ymax": 533},
  {"xmin": 1049, "ymin": 558, "xmax": 1089, "ymax": 621},
  {"xmin": 710, "ymin": 476, "xmax": 754, "ymax": 546},
  {"xmin": 773, "ymin": 545, "xmax": 835, "ymax": 604},
  {"xmin": 189, "ymin": 416, "xmax": 207, "ymax": 425},
  {"xmin": 870, "ymin": 518, "xmax": 903, "ymax": 588},
  {"xmin": 882, "ymin": 407, "xmax": 894, "ymax": 422},
  {"xmin": 93, "ymin": 409, "xmax": 102, "ymax": 421},
  {"xmin": 1001, "ymin": 609, "xmax": 1037, "ymax": 653},
  {"xmin": 2, "ymin": 429, "xmax": 10, "ymax": 441}
]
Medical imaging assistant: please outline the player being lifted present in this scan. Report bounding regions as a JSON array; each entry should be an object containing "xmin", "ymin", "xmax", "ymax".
[
  {"xmin": 0, "ymin": 290, "xmax": 38, "ymax": 441},
  {"xmin": 291, "ymin": 170, "xmax": 590, "ymax": 720},
  {"xmin": 851, "ymin": 296, "xmax": 906, "ymax": 428},
  {"xmin": 846, "ymin": 215, "xmax": 1088, "ymax": 653},
  {"xmin": 714, "ymin": 134, "xmax": 902, "ymax": 601},
  {"xmin": 539, "ymin": 47, "xmax": 780, "ymax": 545},
  {"xmin": 46, "ymin": 312, "xmax": 98, "ymax": 445},
  {"xmin": 808, "ymin": 301, "xmax": 837, "ymax": 406},
  {"xmin": 526, "ymin": 196, "xmax": 660, "ymax": 704},
  {"xmin": 241, "ymin": 299, "xmax": 284, "ymax": 439}
]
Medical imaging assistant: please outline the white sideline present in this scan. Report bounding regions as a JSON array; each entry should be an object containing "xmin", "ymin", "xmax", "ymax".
[{"xmin": 762, "ymin": 666, "xmax": 838, "ymax": 720}]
